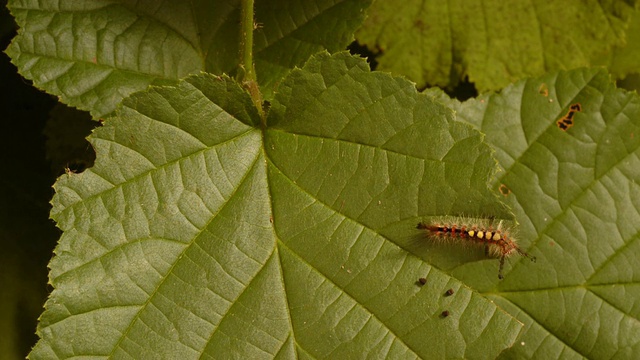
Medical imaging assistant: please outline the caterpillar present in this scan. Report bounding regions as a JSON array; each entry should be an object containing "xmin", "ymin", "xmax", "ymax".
[{"xmin": 416, "ymin": 216, "xmax": 536, "ymax": 279}]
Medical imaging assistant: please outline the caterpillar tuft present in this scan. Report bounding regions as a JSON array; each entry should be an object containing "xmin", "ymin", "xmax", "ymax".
[{"xmin": 416, "ymin": 215, "xmax": 536, "ymax": 279}]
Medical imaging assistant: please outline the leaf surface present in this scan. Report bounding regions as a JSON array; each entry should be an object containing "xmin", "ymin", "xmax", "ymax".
[
  {"xmin": 597, "ymin": 7, "xmax": 640, "ymax": 78},
  {"xmin": 33, "ymin": 52, "xmax": 526, "ymax": 359},
  {"xmin": 356, "ymin": 0, "xmax": 639, "ymax": 91},
  {"xmin": 427, "ymin": 68, "xmax": 640, "ymax": 358},
  {"xmin": 5, "ymin": 0, "xmax": 370, "ymax": 117}
]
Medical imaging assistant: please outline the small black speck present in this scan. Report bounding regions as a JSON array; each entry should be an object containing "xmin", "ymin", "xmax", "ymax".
[
  {"xmin": 445, "ymin": 289, "xmax": 454, "ymax": 296},
  {"xmin": 441, "ymin": 310, "xmax": 450, "ymax": 318}
]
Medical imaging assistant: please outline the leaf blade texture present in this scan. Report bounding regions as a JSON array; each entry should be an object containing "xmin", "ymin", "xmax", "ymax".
[
  {"xmin": 34, "ymin": 52, "xmax": 525, "ymax": 359},
  {"xmin": 428, "ymin": 67, "xmax": 640, "ymax": 358},
  {"xmin": 356, "ymin": 0, "xmax": 639, "ymax": 91},
  {"xmin": 5, "ymin": 0, "xmax": 371, "ymax": 117}
]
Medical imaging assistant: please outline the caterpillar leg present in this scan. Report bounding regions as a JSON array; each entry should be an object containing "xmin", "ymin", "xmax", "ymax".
[
  {"xmin": 498, "ymin": 256, "xmax": 505, "ymax": 280},
  {"xmin": 516, "ymin": 247, "xmax": 537, "ymax": 262}
]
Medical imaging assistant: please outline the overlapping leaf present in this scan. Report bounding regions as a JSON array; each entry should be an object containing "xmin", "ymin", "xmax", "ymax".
[
  {"xmin": 356, "ymin": 0, "xmax": 639, "ymax": 91},
  {"xmin": 33, "ymin": 53, "xmax": 528, "ymax": 359},
  {"xmin": 5, "ymin": 0, "xmax": 370, "ymax": 118},
  {"xmin": 427, "ymin": 68, "xmax": 640, "ymax": 358}
]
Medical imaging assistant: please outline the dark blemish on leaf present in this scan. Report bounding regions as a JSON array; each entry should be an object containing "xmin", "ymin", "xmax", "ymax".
[
  {"xmin": 418, "ymin": 277, "xmax": 427, "ymax": 285},
  {"xmin": 445, "ymin": 289, "xmax": 454, "ymax": 296},
  {"xmin": 556, "ymin": 103, "xmax": 582, "ymax": 131},
  {"xmin": 441, "ymin": 310, "xmax": 450, "ymax": 318}
]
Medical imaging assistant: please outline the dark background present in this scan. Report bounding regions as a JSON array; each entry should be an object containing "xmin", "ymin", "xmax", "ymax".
[{"xmin": 2, "ymin": 1, "xmax": 59, "ymax": 358}]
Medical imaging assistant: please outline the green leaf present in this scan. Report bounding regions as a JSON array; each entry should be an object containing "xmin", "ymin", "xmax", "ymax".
[
  {"xmin": 597, "ymin": 8, "xmax": 640, "ymax": 77},
  {"xmin": 427, "ymin": 68, "xmax": 640, "ymax": 358},
  {"xmin": 253, "ymin": 0, "xmax": 371, "ymax": 97},
  {"xmin": 33, "ymin": 52, "xmax": 526, "ymax": 359},
  {"xmin": 356, "ymin": 0, "xmax": 639, "ymax": 91},
  {"xmin": 5, "ymin": 0, "xmax": 370, "ymax": 118}
]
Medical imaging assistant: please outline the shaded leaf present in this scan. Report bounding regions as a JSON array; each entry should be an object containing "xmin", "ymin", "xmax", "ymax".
[
  {"xmin": 427, "ymin": 68, "xmax": 640, "ymax": 358},
  {"xmin": 356, "ymin": 0, "xmax": 638, "ymax": 91},
  {"xmin": 597, "ymin": 8, "xmax": 640, "ymax": 78},
  {"xmin": 33, "ymin": 52, "xmax": 526, "ymax": 359},
  {"xmin": 5, "ymin": 0, "xmax": 370, "ymax": 118}
]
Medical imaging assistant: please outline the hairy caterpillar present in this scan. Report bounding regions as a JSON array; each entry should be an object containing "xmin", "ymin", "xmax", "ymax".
[{"xmin": 416, "ymin": 216, "xmax": 536, "ymax": 279}]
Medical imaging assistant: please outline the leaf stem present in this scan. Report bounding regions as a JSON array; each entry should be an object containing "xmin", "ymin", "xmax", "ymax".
[{"xmin": 239, "ymin": 0, "xmax": 264, "ymax": 120}]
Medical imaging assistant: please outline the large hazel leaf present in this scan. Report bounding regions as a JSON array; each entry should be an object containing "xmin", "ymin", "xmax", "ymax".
[
  {"xmin": 33, "ymin": 52, "xmax": 530, "ymax": 359},
  {"xmin": 598, "ymin": 7, "xmax": 640, "ymax": 78},
  {"xmin": 5, "ymin": 0, "xmax": 370, "ymax": 118},
  {"xmin": 356, "ymin": 0, "xmax": 639, "ymax": 91},
  {"xmin": 427, "ymin": 68, "xmax": 640, "ymax": 358}
]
